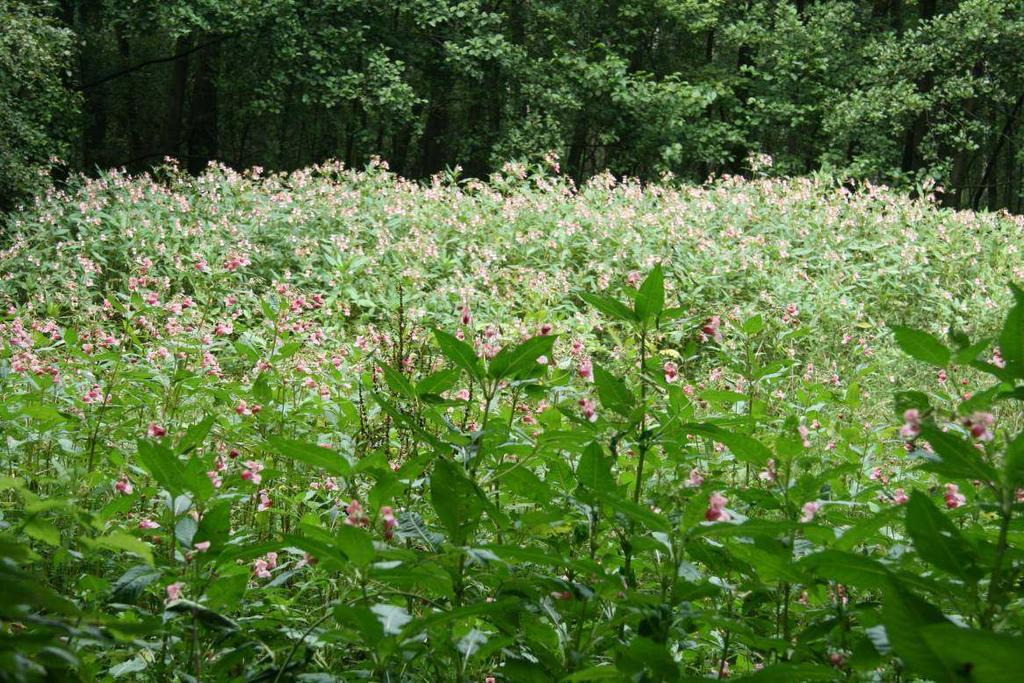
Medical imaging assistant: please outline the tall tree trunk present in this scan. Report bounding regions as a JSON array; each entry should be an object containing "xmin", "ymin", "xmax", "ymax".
[
  {"xmin": 419, "ymin": 72, "xmax": 451, "ymax": 177},
  {"xmin": 163, "ymin": 36, "xmax": 192, "ymax": 161},
  {"xmin": 973, "ymin": 93, "xmax": 1024, "ymax": 211},
  {"xmin": 186, "ymin": 40, "xmax": 219, "ymax": 174},
  {"xmin": 115, "ymin": 25, "xmax": 143, "ymax": 167}
]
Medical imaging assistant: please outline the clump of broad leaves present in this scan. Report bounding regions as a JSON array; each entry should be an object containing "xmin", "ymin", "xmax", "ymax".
[{"xmin": 1, "ymin": 265, "xmax": 1023, "ymax": 682}]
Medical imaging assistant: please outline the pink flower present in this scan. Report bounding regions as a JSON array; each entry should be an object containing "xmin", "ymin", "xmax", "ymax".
[
  {"xmin": 626, "ymin": 271, "xmax": 642, "ymax": 287},
  {"xmin": 236, "ymin": 400, "xmax": 261, "ymax": 416},
  {"xmin": 663, "ymin": 361, "xmax": 679, "ymax": 383},
  {"xmin": 139, "ymin": 519, "xmax": 160, "ymax": 529},
  {"xmin": 701, "ymin": 316, "xmax": 722, "ymax": 343},
  {"xmin": 114, "ymin": 477, "xmax": 133, "ymax": 495},
  {"xmin": 166, "ymin": 582, "xmax": 184, "ymax": 602},
  {"xmin": 214, "ymin": 321, "xmax": 234, "ymax": 336},
  {"xmin": 345, "ymin": 499, "xmax": 369, "ymax": 527},
  {"xmin": 461, "ymin": 304, "xmax": 472, "ymax": 326},
  {"xmin": 686, "ymin": 468, "xmax": 705, "ymax": 487},
  {"xmin": 256, "ymin": 489, "xmax": 273, "ymax": 512},
  {"xmin": 381, "ymin": 506, "xmax": 398, "ymax": 540},
  {"xmin": 194, "ymin": 541, "xmax": 211, "ymax": 553},
  {"xmin": 147, "ymin": 422, "xmax": 167, "ymax": 438},
  {"xmin": 82, "ymin": 384, "xmax": 106, "ymax": 404},
  {"xmin": 944, "ymin": 483, "xmax": 966, "ymax": 509},
  {"xmin": 869, "ymin": 467, "xmax": 889, "ymax": 485},
  {"xmin": 758, "ymin": 459, "xmax": 777, "ymax": 483},
  {"xmin": 800, "ymin": 501, "xmax": 821, "ymax": 523},
  {"xmin": 963, "ymin": 412, "xmax": 994, "ymax": 442},
  {"xmin": 705, "ymin": 492, "xmax": 731, "ymax": 522},
  {"xmin": 253, "ymin": 559, "xmax": 272, "ymax": 578},
  {"xmin": 207, "ymin": 470, "xmax": 223, "ymax": 488},
  {"xmin": 900, "ymin": 409, "xmax": 921, "ymax": 440},
  {"xmin": 578, "ymin": 398, "xmax": 598, "ymax": 423},
  {"xmin": 538, "ymin": 323, "xmax": 553, "ymax": 335},
  {"xmin": 241, "ymin": 460, "xmax": 264, "ymax": 485},
  {"xmin": 890, "ymin": 488, "xmax": 909, "ymax": 505},
  {"xmin": 578, "ymin": 358, "xmax": 594, "ymax": 382}
]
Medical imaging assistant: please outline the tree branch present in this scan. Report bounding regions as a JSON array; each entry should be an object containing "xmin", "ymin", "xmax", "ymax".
[{"xmin": 77, "ymin": 34, "xmax": 232, "ymax": 91}]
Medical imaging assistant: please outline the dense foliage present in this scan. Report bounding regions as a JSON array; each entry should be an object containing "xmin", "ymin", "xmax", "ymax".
[
  {"xmin": 1, "ymin": 165, "xmax": 1024, "ymax": 680},
  {"xmin": 5, "ymin": 0, "xmax": 1024, "ymax": 214}
]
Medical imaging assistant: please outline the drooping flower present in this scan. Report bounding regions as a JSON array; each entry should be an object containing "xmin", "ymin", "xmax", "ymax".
[
  {"xmin": 114, "ymin": 477, "xmax": 133, "ymax": 495},
  {"xmin": 705, "ymin": 492, "xmax": 731, "ymax": 522},
  {"xmin": 147, "ymin": 422, "xmax": 167, "ymax": 438},
  {"xmin": 963, "ymin": 412, "xmax": 995, "ymax": 442},
  {"xmin": 381, "ymin": 506, "xmax": 398, "ymax": 540},
  {"xmin": 663, "ymin": 361, "xmax": 679, "ymax": 383},
  {"xmin": 194, "ymin": 541, "xmax": 211, "ymax": 553},
  {"xmin": 891, "ymin": 489, "xmax": 910, "ymax": 505},
  {"xmin": 758, "ymin": 459, "xmax": 777, "ymax": 483},
  {"xmin": 578, "ymin": 398, "xmax": 597, "ymax": 423},
  {"xmin": 944, "ymin": 483, "xmax": 966, "ymax": 509},
  {"xmin": 900, "ymin": 409, "xmax": 921, "ymax": 440},
  {"xmin": 344, "ymin": 499, "xmax": 369, "ymax": 527},
  {"xmin": 241, "ymin": 460, "xmax": 264, "ymax": 485},
  {"xmin": 166, "ymin": 582, "xmax": 184, "ymax": 602},
  {"xmin": 701, "ymin": 316, "xmax": 723, "ymax": 343},
  {"xmin": 686, "ymin": 468, "xmax": 705, "ymax": 487},
  {"xmin": 256, "ymin": 489, "xmax": 273, "ymax": 512},
  {"xmin": 578, "ymin": 357, "xmax": 594, "ymax": 382},
  {"xmin": 800, "ymin": 501, "xmax": 821, "ymax": 523},
  {"xmin": 139, "ymin": 519, "xmax": 160, "ymax": 529}
]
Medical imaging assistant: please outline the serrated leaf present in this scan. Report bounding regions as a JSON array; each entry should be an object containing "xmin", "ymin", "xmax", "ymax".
[
  {"xmin": 267, "ymin": 436, "xmax": 351, "ymax": 477},
  {"xmin": 891, "ymin": 325, "xmax": 951, "ymax": 367}
]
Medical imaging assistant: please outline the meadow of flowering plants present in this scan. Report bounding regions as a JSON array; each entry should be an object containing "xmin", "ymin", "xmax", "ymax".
[{"xmin": 2, "ymin": 160, "xmax": 1024, "ymax": 681}]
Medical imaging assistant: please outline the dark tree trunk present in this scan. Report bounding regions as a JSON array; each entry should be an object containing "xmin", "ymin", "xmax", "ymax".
[
  {"xmin": 419, "ymin": 74, "xmax": 451, "ymax": 177},
  {"xmin": 186, "ymin": 40, "xmax": 219, "ymax": 174},
  {"xmin": 115, "ymin": 25, "xmax": 143, "ymax": 168},
  {"xmin": 163, "ymin": 36, "xmax": 192, "ymax": 161}
]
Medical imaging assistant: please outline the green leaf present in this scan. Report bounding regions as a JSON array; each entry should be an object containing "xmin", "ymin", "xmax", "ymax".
[
  {"xmin": 416, "ymin": 368, "xmax": 461, "ymax": 397},
  {"xmin": 998, "ymin": 284, "xmax": 1024, "ymax": 378},
  {"xmin": 90, "ymin": 531, "xmax": 154, "ymax": 566},
  {"xmin": 881, "ymin": 581, "xmax": 955, "ymax": 683},
  {"xmin": 381, "ymin": 364, "xmax": 417, "ymax": 402},
  {"xmin": 579, "ymin": 292, "xmax": 637, "ymax": 323},
  {"xmin": 576, "ymin": 442, "xmax": 614, "ymax": 492},
  {"xmin": 431, "ymin": 458, "xmax": 483, "ymax": 545},
  {"xmin": 594, "ymin": 365, "xmax": 636, "ymax": 418},
  {"xmin": 487, "ymin": 333, "xmax": 556, "ymax": 380},
  {"xmin": 434, "ymin": 329, "xmax": 483, "ymax": 382},
  {"xmin": 267, "ymin": 436, "xmax": 351, "ymax": 477},
  {"xmin": 800, "ymin": 550, "xmax": 894, "ymax": 590},
  {"xmin": 177, "ymin": 415, "xmax": 215, "ymax": 455},
  {"xmin": 334, "ymin": 524, "xmax": 375, "ymax": 567},
  {"xmin": 915, "ymin": 424, "xmax": 997, "ymax": 483},
  {"xmin": 741, "ymin": 314, "xmax": 764, "ymax": 335},
  {"xmin": 111, "ymin": 564, "xmax": 162, "ymax": 603},
  {"xmin": 596, "ymin": 491, "xmax": 670, "ymax": 532},
  {"xmin": 919, "ymin": 623, "xmax": 1024, "ymax": 683},
  {"xmin": 891, "ymin": 325, "xmax": 951, "ymax": 367},
  {"xmin": 136, "ymin": 439, "xmax": 191, "ymax": 498},
  {"xmin": 633, "ymin": 265, "xmax": 665, "ymax": 323},
  {"xmin": 164, "ymin": 599, "xmax": 238, "ymax": 631},
  {"xmin": 905, "ymin": 492, "xmax": 982, "ymax": 580},
  {"xmin": 682, "ymin": 424, "xmax": 772, "ymax": 466},
  {"xmin": 1005, "ymin": 430, "xmax": 1024, "ymax": 486}
]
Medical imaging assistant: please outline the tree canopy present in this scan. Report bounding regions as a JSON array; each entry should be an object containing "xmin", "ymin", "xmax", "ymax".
[{"xmin": 4, "ymin": 0, "xmax": 1024, "ymax": 212}]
